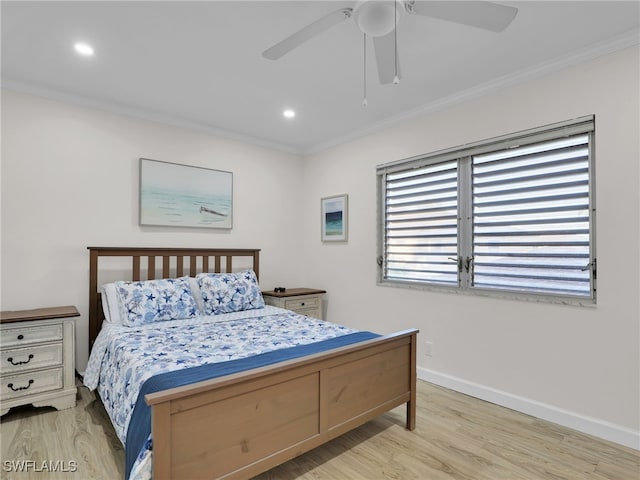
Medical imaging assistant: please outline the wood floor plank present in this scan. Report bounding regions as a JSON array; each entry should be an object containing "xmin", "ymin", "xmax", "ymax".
[
  {"xmin": 1, "ymin": 382, "xmax": 124, "ymax": 479},
  {"xmin": 1, "ymin": 378, "xmax": 637, "ymax": 479}
]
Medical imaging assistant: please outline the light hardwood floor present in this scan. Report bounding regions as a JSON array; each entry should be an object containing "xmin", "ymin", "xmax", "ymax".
[{"xmin": 1, "ymin": 378, "xmax": 638, "ymax": 479}]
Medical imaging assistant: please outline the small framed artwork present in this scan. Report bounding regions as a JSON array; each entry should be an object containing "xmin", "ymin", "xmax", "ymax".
[
  {"xmin": 321, "ymin": 194, "xmax": 348, "ymax": 242},
  {"xmin": 139, "ymin": 158, "xmax": 232, "ymax": 229}
]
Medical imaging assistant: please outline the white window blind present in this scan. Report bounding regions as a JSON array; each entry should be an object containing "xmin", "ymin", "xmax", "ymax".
[
  {"xmin": 377, "ymin": 116, "xmax": 596, "ymax": 303},
  {"xmin": 384, "ymin": 160, "xmax": 459, "ymax": 285},
  {"xmin": 472, "ymin": 134, "xmax": 592, "ymax": 296}
]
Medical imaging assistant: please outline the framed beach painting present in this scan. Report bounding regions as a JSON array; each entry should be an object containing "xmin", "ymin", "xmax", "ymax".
[
  {"xmin": 321, "ymin": 194, "xmax": 348, "ymax": 242},
  {"xmin": 139, "ymin": 158, "xmax": 232, "ymax": 229}
]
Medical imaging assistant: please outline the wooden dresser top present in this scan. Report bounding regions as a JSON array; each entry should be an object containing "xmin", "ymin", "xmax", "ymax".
[
  {"xmin": 261, "ymin": 288, "xmax": 326, "ymax": 298},
  {"xmin": 0, "ymin": 305, "xmax": 80, "ymax": 324}
]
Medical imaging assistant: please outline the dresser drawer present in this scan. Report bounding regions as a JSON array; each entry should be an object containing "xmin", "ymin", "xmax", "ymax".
[
  {"xmin": 1, "ymin": 324, "xmax": 63, "ymax": 347},
  {"xmin": 1, "ymin": 367, "xmax": 63, "ymax": 400},
  {"xmin": 294, "ymin": 308, "xmax": 321, "ymax": 318},
  {"xmin": 1, "ymin": 343, "xmax": 63, "ymax": 374},
  {"xmin": 284, "ymin": 297, "xmax": 319, "ymax": 311}
]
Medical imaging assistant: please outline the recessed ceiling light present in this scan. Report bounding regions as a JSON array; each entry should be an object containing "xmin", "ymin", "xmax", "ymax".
[
  {"xmin": 283, "ymin": 109, "xmax": 295, "ymax": 119},
  {"xmin": 74, "ymin": 42, "xmax": 94, "ymax": 57}
]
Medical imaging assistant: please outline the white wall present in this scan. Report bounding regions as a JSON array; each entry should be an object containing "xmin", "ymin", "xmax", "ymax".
[
  {"xmin": 1, "ymin": 90, "xmax": 306, "ymax": 372},
  {"xmin": 301, "ymin": 47, "xmax": 640, "ymax": 448}
]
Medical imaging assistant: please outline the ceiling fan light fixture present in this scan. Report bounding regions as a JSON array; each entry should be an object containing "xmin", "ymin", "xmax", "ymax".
[{"xmin": 353, "ymin": 0, "xmax": 399, "ymax": 37}]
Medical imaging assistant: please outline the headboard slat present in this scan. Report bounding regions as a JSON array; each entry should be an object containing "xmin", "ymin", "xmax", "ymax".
[
  {"xmin": 133, "ymin": 257, "xmax": 141, "ymax": 281},
  {"xmin": 162, "ymin": 256, "xmax": 170, "ymax": 278},
  {"xmin": 176, "ymin": 256, "xmax": 184, "ymax": 277},
  {"xmin": 87, "ymin": 247, "xmax": 261, "ymax": 350}
]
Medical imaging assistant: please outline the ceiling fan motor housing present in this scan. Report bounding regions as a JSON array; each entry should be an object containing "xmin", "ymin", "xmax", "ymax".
[{"xmin": 353, "ymin": 0, "xmax": 401, "ymax": 37}]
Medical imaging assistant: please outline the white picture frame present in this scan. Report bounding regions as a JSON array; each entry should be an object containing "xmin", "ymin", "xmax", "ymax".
[
  {"xmin": 321, "ymin": 194, "xmax": 348, "ymax": 242},
  {"xmin": 139, "ymin": 158, "xmax": 233, "ymax": 229}
]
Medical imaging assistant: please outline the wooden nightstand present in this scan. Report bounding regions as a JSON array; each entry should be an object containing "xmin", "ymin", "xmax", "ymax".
[
  {"xmin": 262, "ymin": 288, "xmax": 326, "ymax": 319},
  {"xmin": 0, "ymin": 305, "xmax": 79, "ymax": 416}
]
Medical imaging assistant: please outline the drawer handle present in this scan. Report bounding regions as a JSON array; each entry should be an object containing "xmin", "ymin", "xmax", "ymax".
[
  {"xmin": 7, "ymin": 379, "xmax": 34, "ymax": 392},
  {"xmin": 301, "ymin": 302, "xmax": 305, "ymax": 306},
  {"xmin": 7, "ymin": 354, "xmax": 34, "ymax": 366},
  {"xmin": 17, "ymin": 334, "xmax": 24, "ymax": 340}
]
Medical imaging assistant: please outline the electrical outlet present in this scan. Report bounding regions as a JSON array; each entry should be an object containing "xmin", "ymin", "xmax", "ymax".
[{"xmin": 424, "ymin": 341, "xmax": 433, "ymax": 357}]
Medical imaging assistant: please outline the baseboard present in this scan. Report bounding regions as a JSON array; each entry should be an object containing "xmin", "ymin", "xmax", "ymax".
[{"xmin": 418, "ymin": 367, "xmax": 640, "ymax": 451}]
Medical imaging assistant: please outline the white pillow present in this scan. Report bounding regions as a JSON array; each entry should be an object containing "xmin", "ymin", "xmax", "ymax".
[
  {"xmin": 100, "ymin": 283, "xmax": 123, "ymax": 324},
  {"xmin": 188, "ymin": 277, "xmax": 206, "ymax": 314}
]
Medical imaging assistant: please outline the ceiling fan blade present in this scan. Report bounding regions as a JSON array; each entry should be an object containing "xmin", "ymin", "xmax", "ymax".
[
  {"xmin": 373, "ymin": 30, "xmax": 401, "ymax": 85},
  {"xmin": 262, "ymin": 7, "xmax": 352, "ymax": 60},
  {"xmin": 406, "ymin": 1, "xmax": 518, "ymax": 32}
]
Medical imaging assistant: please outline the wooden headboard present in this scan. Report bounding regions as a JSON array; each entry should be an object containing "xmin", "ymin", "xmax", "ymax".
[{"xmin": 87, "ymin": 247, "xmax": 260, "ymax": 350}]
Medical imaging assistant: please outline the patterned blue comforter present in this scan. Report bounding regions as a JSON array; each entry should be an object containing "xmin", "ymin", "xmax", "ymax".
[{"xmin": 83, "ymin": 306, "xmax": 364, "ymax": 479}]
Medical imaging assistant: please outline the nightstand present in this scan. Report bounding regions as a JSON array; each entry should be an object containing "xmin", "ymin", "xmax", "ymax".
[
  {"xmin": 0, "ymin": 305, "xmax": 79, "ymax": 416},
  {"xmin": 262, "ymin": 288, "xmax": 326, "ymax": 319}
]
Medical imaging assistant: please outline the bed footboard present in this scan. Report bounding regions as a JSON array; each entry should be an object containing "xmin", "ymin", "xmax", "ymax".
[{"xmin": 146, "ymin": 329, "xmax": 418, "ymax": 480}]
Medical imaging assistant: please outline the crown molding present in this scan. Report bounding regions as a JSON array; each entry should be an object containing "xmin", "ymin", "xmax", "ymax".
[
  {"xmin": 3, "ymin": 28, "xmax": 637, "ymax": 158},
  {"xmin": 0, "ymin": 79, "xmax": 304, "ymax": 156},
  {"xmin": 305, "ymin": 28, "xmax": 640, "ymax": 155}
]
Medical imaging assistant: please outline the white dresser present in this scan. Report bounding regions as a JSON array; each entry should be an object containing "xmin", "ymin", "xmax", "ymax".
[
  {"xmin": 262, "ymin": 288, "xmax": 326, "ymax": 319},
  {"xmin": 0, "ymin": 306, "xmax": 78, "ymax": 416}
]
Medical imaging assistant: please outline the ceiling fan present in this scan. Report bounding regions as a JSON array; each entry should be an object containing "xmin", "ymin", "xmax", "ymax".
[{"xmin": 262, "ymin": 1, "xmax": 518, "ymax": 85}]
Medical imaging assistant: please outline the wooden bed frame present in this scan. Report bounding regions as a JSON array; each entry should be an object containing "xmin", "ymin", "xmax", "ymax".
[{"xmin": 88, "ymin": 247, "xmax": 418, "ymax": 480}]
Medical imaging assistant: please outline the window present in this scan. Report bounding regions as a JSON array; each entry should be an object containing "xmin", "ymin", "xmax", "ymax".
[{"xmin": 377, "ymin": 116, "xmax": 596, "ymax": 304}]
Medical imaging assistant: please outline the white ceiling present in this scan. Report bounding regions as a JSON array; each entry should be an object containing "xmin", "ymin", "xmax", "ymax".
[{"xmin": 2, "ymin": 1, "xmax": 639, "ymax": 154}]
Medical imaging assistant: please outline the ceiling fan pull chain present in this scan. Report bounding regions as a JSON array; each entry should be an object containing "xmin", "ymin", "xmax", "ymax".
[
  {"xmin": 362, "ymin": 32, "xmax": 368, "ymax": 107},
  {"xmin": 393, "ymin": 0, "xmax": 400, "ymax": 85}
]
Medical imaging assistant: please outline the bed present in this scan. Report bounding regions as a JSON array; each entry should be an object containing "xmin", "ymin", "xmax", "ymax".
[{"xmin": 86, "ymin": 246, "xmax": 418, "ymax": 480}]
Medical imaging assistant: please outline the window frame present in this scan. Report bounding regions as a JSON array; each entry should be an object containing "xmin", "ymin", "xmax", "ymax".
[{"xmin": 376, "ymin": 116, "xmax": 597, "ymax": 306}]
